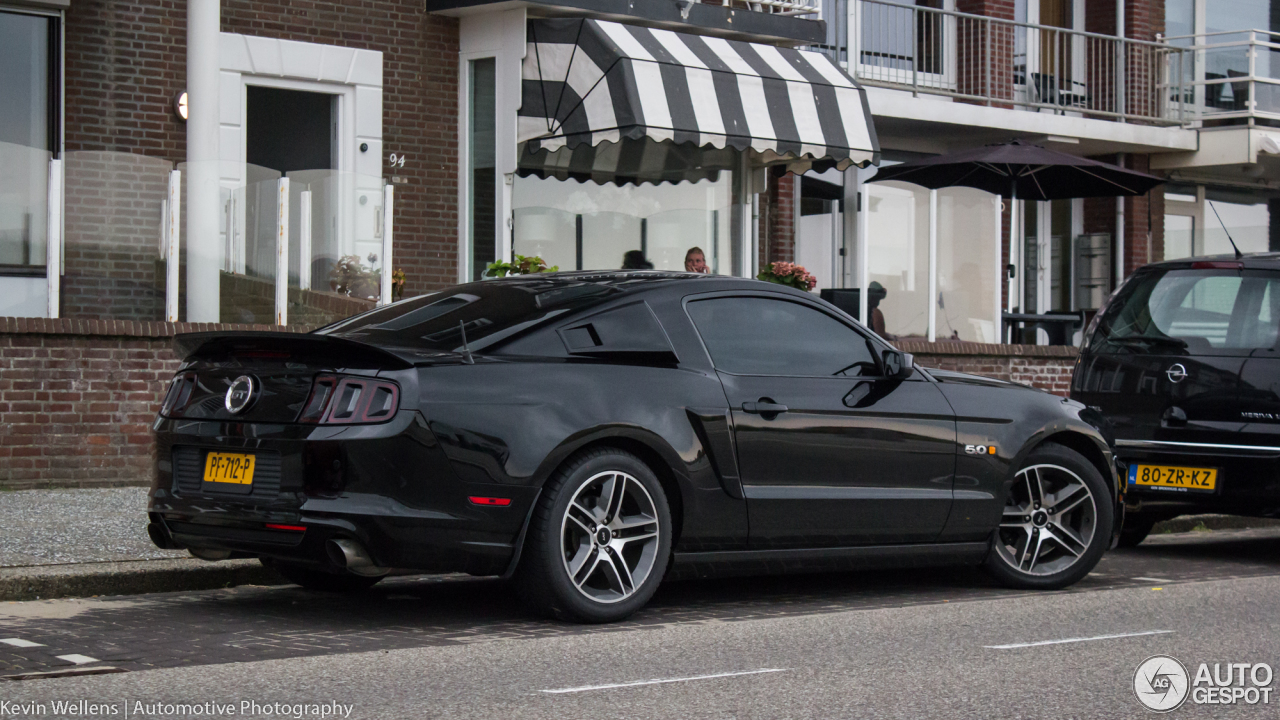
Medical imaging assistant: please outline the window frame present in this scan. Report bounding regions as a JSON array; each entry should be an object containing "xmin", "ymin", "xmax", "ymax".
[
  {"xmin": 681, "ymin": 289, "xmax": 892, "ymax": 379},
  {"xmin": 0, "ymin": 4, "xmax": 62, "ymax": 280}
]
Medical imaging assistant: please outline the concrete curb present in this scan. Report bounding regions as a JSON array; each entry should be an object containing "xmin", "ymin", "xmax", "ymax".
[
  {"xmin": 0, "ymin": 558, "xmax": 288, "ymax": 602},
  {"xmin": 1151, "ymin": 514, "xmax": 1280, "ymax": 534}
]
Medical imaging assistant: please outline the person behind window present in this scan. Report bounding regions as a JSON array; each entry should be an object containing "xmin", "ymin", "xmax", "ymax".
[
  {"xmin": 621, "ymin": 250, "xmax": 653, "ymax": 270},
  {"xmin": 868, "ymin": 281, "xmax": 891, "ymax": 339},
  {"xmin": 684, "ymin": 247, "xmax": 708, "ymax": 273}
]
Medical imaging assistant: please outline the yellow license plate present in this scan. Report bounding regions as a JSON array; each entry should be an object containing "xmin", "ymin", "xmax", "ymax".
[
  {"xmin": 1129, "ymin": 464, "xmax": 1217, "ymax": 492},
  {"xmin": 203, "ymin": 452, "xmax": 256, "ymax": 485}
]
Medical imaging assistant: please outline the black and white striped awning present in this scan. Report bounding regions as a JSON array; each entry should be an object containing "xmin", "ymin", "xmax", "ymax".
[{"xmin": 518, "ymin": 18, "xmax": 880, "ymax": 185}]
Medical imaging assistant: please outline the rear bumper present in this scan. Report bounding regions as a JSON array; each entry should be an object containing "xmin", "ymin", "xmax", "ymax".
[
  {"xmin": 149, "ymin": 411, "xmax": 537, "ymax": 576},
  {"xmin": 1113, "ymin": 440, "xmax": 1280, "ymax": 518}
]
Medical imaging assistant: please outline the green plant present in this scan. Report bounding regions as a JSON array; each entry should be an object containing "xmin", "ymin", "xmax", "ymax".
[
  {"xmin": 329, "ymin": 255, "xmax": 381, "ymax": 300},
  {"xmin": 391, "ymin": 268, "xmax": 407, "ymax": 302},
  {"xmin": 757, "ymin": 261, "xmax": 817, "ymax": 291},
  {"xmin": 485, "ymin": 254, "xmax": 559, "ymax": 277}
]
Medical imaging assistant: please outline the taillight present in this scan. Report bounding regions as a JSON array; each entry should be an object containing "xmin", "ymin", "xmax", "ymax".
[
  {"xmin": 159, "ymin": 371, "xmax": 197, "ymax": 418},
  {"xmin": 1191, "ymin": 261, "xmax": 1244, "ymax": 270},
  {"xmin": 298, "ymin": 375, "xmax": 400, "ymax": 425}
]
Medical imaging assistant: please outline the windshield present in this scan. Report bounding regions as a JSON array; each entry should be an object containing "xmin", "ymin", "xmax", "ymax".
[
  {"xmin": 1090, "ymin": 268, "xmax": 1280, "ymax": 354},
  {"xmin": 315, "ymin": 277, "xmax": 626, "ymax": 352}
]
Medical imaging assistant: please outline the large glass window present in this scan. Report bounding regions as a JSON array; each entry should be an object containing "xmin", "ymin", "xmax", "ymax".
[
  {"xmin": 1204, "ymin": 197, "xmax": 1268, "ymax": 256},
  {"xmin": 865, "ymin": 179, "xmax": 929, "ymax": 339},
  {"xmin": 467, "ymin": 58, "xmax": 496, "ymax": 282},
  {"xmin": 0, "ymin": 10, "xmax": 55, "ymax": 276},
  {"xmin": 687, "ymin": 297, "xmax": 877, "ymax": 376},
  {"xmin": 1164, "ymin": 214, "xmax": 1195, "ymax": 260},
  {"xmin": 936, "ymin": 187, "xmax": 999, "ymax": 342},
  {"xmin": 512, "ymin": 174, "xmax": 733, "ymax": 274}
]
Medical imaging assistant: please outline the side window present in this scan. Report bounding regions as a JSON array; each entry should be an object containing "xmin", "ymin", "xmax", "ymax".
[{"xmin": 686, "ymin": 296, "xmax": 878, "ymax": 376}]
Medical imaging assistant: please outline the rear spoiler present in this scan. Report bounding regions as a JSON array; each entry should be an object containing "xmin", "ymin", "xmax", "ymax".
[{"xmin": 173, "ymin": 331, "xmax": 414, "ymax": 370}]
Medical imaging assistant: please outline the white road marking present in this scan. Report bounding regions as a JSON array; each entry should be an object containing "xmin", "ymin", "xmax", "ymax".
[
  {"xmin": 540, "ymin": 668, "xmax": 788, "ymax": 694},
  {"xmin": 985, "ymin": 630, "xmax": 1173, "ymax": 650},
  {"xmin": 1133, "ymin": 577, "xmax": 1173, "ymax": 583},
  {"xmin": 0, "ymin": 638, "xmax": 44, "ymax": 648},
  {"xmin": 3, "ymin": 667, "xmax": 125, "ymax": 682},
  {"xmin": 56, "ymin": 654, "xmax": 100, "ymax": 665}
]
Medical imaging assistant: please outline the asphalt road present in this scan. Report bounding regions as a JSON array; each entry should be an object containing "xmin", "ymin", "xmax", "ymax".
[{"xmin": 2, "ymin": 528, "xmax": 1279, "ymax": 719}]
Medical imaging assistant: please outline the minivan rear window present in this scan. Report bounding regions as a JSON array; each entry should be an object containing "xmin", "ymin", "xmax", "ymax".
[{"xmin": 1090, "ymin": 269, "xmax": 1280, "ymax": 353}]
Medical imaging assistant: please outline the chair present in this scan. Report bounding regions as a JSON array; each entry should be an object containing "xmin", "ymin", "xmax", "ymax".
[{"xmin": 1226, "ymin": 69, "xmax": 1251, "ymax": 111}]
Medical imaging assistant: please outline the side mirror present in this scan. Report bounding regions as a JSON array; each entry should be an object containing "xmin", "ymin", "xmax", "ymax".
[{"xmin": 882, "ymin": 349, "xmax": 914, "ymax": 380}]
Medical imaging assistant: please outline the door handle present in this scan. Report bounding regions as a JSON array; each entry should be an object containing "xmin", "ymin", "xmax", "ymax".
[{"xmin": 742, "ymin": 400, "xmax": 788, "ymax": 415}]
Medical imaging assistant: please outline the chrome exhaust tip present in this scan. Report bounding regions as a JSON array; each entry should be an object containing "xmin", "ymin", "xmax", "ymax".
[
  {"xmin": 326, "ymin": 538, "xmax": 389, "ymax": 577},
  {"xmin": 147, "ymin": 522, "xmax": 180, "ymax": 550}
]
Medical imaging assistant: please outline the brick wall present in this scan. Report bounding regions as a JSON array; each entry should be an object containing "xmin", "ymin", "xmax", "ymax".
[
  {"xmin": 0, "ymin": 318, "xmax": 309, "ymax": 490},
  {"xmin": 62, "ymin": 1, "xmax": 460, "ymax": 304},
  {"xmin": 955, "ymin": 0, "xmax": 1017, "ymax": 107},
  {"xmin": 0, "ymin": 320, "xmax": 1081, "ymax": 489},
  {"xmin": 760, "ymin": 171, "xmax": 798, "ymax": 270},
  {"xmin": 897, "ymin": 340, "xmax": 1078, "ymax": 397}
]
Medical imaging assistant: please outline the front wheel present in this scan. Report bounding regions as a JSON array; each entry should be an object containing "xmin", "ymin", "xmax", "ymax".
[
  {"xmin": 985, "ymin": 443, "xmax": 1113, "ymax": 590},
  {"xmin": 515, "ymin": 448, "xmax": 672, "ymax": 623}
]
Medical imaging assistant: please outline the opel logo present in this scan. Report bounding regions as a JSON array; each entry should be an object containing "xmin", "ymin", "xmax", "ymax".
[
  {"xmin": 224, "ymin": 375, "xmax": 257, "ymax": 414},
  {"xmin": 1166, "ymin": 363, "xmax": 1188, "ymax": 384}
]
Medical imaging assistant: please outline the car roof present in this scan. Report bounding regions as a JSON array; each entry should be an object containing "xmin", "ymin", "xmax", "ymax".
[{"xmin": 1141, "ymin": 252, "xmax": 1280, "ymax": 271}]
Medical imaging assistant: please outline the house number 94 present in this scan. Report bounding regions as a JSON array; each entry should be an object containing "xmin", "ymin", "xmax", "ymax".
[{"xmin": 388, "ymin": 153, "xmax": 407, "ymax": 168}]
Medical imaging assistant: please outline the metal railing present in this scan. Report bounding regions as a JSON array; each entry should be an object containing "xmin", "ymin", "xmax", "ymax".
[
  {"xmin": 704, "ymin": 1, "xmax": 821, "ymax": 17},
  {"xmin": 820, "ymin": 0, "xmax": 1191, "ymax": 125},
  {"xmin": 1162, "ymin": 29, "xmax": 1280, "ymax": 123}
]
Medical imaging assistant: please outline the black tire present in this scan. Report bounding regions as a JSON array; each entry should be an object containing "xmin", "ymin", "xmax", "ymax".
[
  {"xmin": 984, "ymin": 442, "xmax": 1114, "ymax": 590},
  {"xmin": 515, "ymin": 447, "xmax": 673, "ymax": 623},
  {"xmin": 1116, "ymin": 515, "xmax": 1159, "ymax": 548},
  {"xmin": 261, "ymin": 558, "xmax": 384, "ymax": 592}
]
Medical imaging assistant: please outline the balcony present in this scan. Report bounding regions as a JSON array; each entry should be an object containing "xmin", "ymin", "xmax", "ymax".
[
  {"xmin": 427, "ymin": 0, "xmax": 826, "ymax": 45},
  {"xmin": 710, "ymin": 1, "xmax": 821, "ymax": 15},
  {"xmin": 821, "ymin": 0, "xmax": 1191, "ymax": 126},
  {"xmin": 1163, "ymin": 30, "xmax": 1280, "ymax": 125}
]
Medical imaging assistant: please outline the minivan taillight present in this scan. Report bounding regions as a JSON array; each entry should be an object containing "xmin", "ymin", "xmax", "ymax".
[
  {"xmin": 1191, "ymin": 261, "xmax": 1244, "ymax": 270},
  {"xmin": 298, "ymin": 375, "xmax": 400, "ymax": 425},
  {"xmin": 159, "ymin": 371, "xmax": 198, "ymax": 418}
]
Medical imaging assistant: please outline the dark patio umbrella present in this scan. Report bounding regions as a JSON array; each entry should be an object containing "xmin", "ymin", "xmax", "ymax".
[
  {"xmin": 866, "ymin": 141, "xmax": 1163, "ymax": 199},
  {"xmin": 866, "ymin": 141, "xmax": 1163, "ymax": 341}
]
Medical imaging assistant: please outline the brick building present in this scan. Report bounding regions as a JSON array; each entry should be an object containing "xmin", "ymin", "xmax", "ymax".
[{"xmin": 3, "ymin": 0, "xmax": 1278, "ymax": 486}]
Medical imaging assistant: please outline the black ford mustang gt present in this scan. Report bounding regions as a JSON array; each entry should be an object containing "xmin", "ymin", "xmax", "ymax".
[{"xmin": 149, "ymin": 272, "xmax": 1121, "ymax": 622}]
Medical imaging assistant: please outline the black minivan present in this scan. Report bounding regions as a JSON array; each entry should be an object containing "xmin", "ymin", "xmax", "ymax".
[{"xmin": 1072, "ymin": 254, "xmax": 1280, "ymax": 546}]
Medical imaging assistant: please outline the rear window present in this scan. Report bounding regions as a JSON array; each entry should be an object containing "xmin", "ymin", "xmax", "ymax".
[
  {"xmin": 1090, "ymin": 268, "xmax": 1280, "ymax": 353},
  {"xmin": 315, "ymin": 278, "xmax": 626, "ymax": 352}
]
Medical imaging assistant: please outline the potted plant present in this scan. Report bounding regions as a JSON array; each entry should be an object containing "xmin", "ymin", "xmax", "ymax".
[
  {"xmin": 329, "ymin": 255, "xmax": 381, "ymax": 300},
  {"xmin": 390, "ymin": 268, "xmax": 406, "ymax": 302},
  {"xmin": 757, "ymin": 261, "xmax": 817, "ymax": 291},
  {"xmin": 485, "ymin": 254, "xmax": 559, "ymax": 277}
]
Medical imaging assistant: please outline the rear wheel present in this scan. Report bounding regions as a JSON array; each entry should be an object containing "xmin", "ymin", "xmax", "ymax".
[
  {"xmin": 985, "ymin": 443, "xmax": 1113, "ymax": 590},
  {"xmin": 261, "ymin": 558, "xmax": 383, "ymax": 592},
  {"xmin": 515, "ymin": 448, "xmax": 671, "ymax": 623}
]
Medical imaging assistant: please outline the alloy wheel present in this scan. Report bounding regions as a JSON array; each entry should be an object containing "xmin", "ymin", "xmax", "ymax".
[
  {"xmin": 994, "ymin": 463, "xmax": 1098, "ymax": 576},
  {"xmin": 560, "ymin": 471, "xmax": 661, "ymax": 604}
]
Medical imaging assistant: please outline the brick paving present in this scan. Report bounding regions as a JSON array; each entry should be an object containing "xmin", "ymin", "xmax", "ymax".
[{"xmin": 3, "ymin": 528, "xmax": 1278, "ymax": 679}]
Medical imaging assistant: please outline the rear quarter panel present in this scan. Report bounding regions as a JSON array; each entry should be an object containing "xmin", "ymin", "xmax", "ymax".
[{"xmin": 416, "ymin": 361, "xmax": 748, "ymax": 550}]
